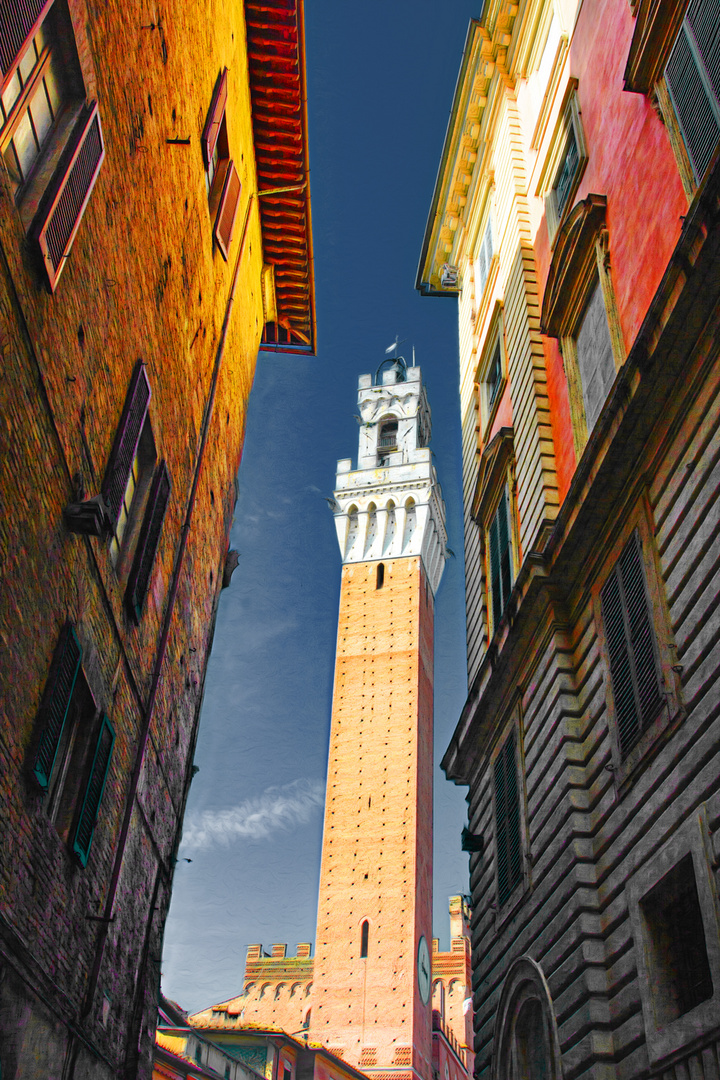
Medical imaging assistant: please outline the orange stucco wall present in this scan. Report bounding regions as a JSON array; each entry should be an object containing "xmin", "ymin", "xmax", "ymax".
[{"xmin": 534, "ymin": 0, "xmax": 687, "ymax": 502}]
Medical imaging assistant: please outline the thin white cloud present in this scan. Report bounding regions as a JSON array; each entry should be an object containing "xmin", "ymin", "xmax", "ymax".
[{"xmin": 181, "ymin": 779, "xmax": 325, "ymax": 851}]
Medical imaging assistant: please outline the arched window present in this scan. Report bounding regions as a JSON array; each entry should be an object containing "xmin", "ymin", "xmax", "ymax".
[
  {"xmin": 365, "ymin": 503, "xmax": 377, "ymax": 557},
  {"xmin": 345, "ymin": 506, "xmax": 359, "ymax": 559},
  {"xmin": 274, "ymin": 983, "xmax": 285, "ymax": 1000},
  {"xmin": 303, "ymin": 1007, "xmax": 311, "ymax": 1029},
  {"xmin": 432, "ymin": 979, "xmax": 445, "ymax": 1018},
  {"xmin": 360, "ymin": 920, "xmax": 369, "ymax": 958},
  {"xmin": 376, "ymin": 563, "xmax": 385, "ymax": 589},
  {"xmin": 378, "ymin": 417, "xmax": 398, "ymax": 451},
  {"xmin": 491, "ymin": 957, "xmax": 562, "ymax": 1080}
]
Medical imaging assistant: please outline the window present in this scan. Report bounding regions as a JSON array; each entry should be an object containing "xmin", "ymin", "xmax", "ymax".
[
  {"xmin": 573, "ymin": 273, "xmax": 617, "ymax": 435},
  {"xmin": 378, "ymin": 417, "xmax": 398, "ymax": 451},
  {"xmin": 664, "ymin": 0, "xmax": 720, "ymax": 185},
  {"xmin": 202, "ymin": 68, "xmax": 241, "ymax": 261},
  {"xmin": 0, "ymin": 2, "xmax": 104, "ymax": 290},
  {"xmin": 539, "ymin": 83, "xmax": 588, "ymax": 240},
  {"xmin": 31, "ymin": 624, "xmax": 115, "ymax": 866},
  {"xmin": 493, "ymin": 729, "xmax": 522, "ymax": 907},
  {"xmin": 376, "ymin": 563, "xmax": 384, "ymax": 589},
  {"xmin": 627, "ymin": 814, "xmax": 720, "ymax": 1064},
  {"xmin": 540, "ymin": 195, "xmax": 624, "ymax": 458},
  {"xmin": 360, "ymin": 920, "xmax": 369, "ymax": 958},
  {"xmin": 601, "ymin": 530, "xmax": 664, "ymax": 759},
  {"xmin": 493, "ymin": 958, "xmax": 563, "ymax": 1080},
  {"xmin": 476, "ymin": 308, "xmax": 507, "ymax": 440},
  {"xmin": 488, "ymin": 486, "xmax": 513, "ymax": 633},
  {"xmin": 475, "ymin": 212, "xmax": 494, "ymax": 298},
  {"xmin": 101, "ymin": 362, "xmax": 171, "ymax": 618}
]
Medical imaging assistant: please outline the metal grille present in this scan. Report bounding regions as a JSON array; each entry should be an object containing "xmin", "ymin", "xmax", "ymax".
[{"xmin": 0, "ymin": 0, "xmax": 51, "ymax": 80}]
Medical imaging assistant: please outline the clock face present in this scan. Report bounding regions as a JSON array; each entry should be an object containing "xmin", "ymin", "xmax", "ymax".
[{"xmin": 417, "ymin": 935, "xmax": 431, "ymax": 1005}]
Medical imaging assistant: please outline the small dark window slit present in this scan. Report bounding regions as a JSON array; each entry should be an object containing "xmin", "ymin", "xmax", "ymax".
[
  {"xmin": 376, "ymin": 563, "xmax": 384, "ymax": 589},
  {"xmin": 360, "ymin": 920, "xmax": 369, "ymax": 958}
]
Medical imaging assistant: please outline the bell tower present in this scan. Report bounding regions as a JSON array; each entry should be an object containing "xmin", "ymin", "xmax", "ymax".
[{"xmin": 310, "ymin": 359, "xmax": 447, "ymax": 1080}]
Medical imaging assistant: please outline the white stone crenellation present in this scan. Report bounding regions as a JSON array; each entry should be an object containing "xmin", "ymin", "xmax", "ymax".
[{"xmin": 332, "ymin": 363, "xmax": 448, "ymax": 595}]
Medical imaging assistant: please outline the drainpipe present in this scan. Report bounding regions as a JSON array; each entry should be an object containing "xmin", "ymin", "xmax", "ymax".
[{"xmin": 82, "ymin": 191, "xmax": 256, "ymax": 1019}]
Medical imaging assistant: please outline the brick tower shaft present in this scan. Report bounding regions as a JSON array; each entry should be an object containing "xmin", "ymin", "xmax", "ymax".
[{"xmin": 310, "ymin": 361, "xmax": 447, "ymax": 1080}]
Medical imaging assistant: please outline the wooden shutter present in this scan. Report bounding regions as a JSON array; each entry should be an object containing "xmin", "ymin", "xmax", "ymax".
[
  {"xmin": 601, "ymin": 531, "xmax": 663, "ymax": 757},
  {"xmin": 72, "ymin": 714, "xmax": 115, "ymax": 867},
  {"xmin": 555, "ymin": 127, "xmax": 579, "ymax": 215},
  {"xmin": 32, "ymin": 624, "xmax": 82, "ymax": 789},
  {"xmin": 101, "ymin": 361, "xmax": 151, "ymax": 529},
  {"xmin": 34, "ymin": 102, "xmax": 105, "ymax": 292},
  {"xmin": 125, "ymin": 461, "xmax": 171, "ymax": 623},
  {"xmin": 494, "ymin": 731, "xmax": 522, "ymax": 907},
  {"xmin": 202, "ymin": 67, "xmax": 228, "ymax": 168},
  {"xmin": 489, "ymin": 486, "xmax": 512, "ymax": 632},
  {"xmin": 665, "ymin": 0, "xmax": 720, "ymax": 183},
  {"xmin": 0, "ymin": 0, "xmax": 53, "ymax": 85},
  {"xmin": 214, "ymin": 160, "xmax": 241, "ymax": 261}
]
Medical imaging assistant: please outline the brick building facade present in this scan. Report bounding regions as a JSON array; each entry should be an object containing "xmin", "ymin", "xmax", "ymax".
[
  {"xmin": 418, "ymin": 0, "xmax": 720, "ymax": 1076},
  {"xmin": 0, "ymin": 1, "xmax": 313, "ymax": 1077}
]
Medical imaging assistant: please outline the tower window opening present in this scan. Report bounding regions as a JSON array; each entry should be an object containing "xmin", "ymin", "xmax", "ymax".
[
  {"xmin": 360, "ymin": 920, "xmax": 369, "ymax": 958},
  {"xmin": 378, "ymin": 419, "xmax": 398, "ymax": 451},
  {"xmin": 376, "ymin": 563, "xmax": 385, "ymax": 589}
]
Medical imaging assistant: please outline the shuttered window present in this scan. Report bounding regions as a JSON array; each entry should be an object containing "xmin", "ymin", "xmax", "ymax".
[
  {"xmin": 554, "ymin": 126, "xmax": 579, "ymax": 216},
  {"xmin": 0, "ymin": 0, "xmax": 53, "ymax": 83},
  {"xmin": 34, "ymin": 102, "xmax": 105, "ymax": 291},
  {"xmin": 202, "ymin": 67, "xmax": 228, "ymax": 171},
  {"xmin": 494, "ymin": 730, "xmax": 522, "ymax": 907},
  {"xmin": 665, "ymin": 0, "xmax": 720, "ymax": 183},
  {"xmin": 488, "ymin": 485, "xmax": 513, "ymax": 633},
  {"xmin": 102, "ymin": 361, "xmax": 151, "ymax": 532},
  {"xmin": 214, "ymin": 159, "xmax": 241, "ymax": 261},
  {"xmin": 476, "ymin": 213, "xmax": 494, "ymax": 296},
  {"xmin": 72, "ymin": 714, "xmax": 114, "ymax": 866},
  {"xmin": 601, "ymin": 531, "xmax": 664, "ymax": 758},
  {"xmin": 32, "ymin": 623, "xmax": 82, "ymax": 789},
  {"xmin": 126, "ymin": 461, "xmax": 171, "ymax": 622}
]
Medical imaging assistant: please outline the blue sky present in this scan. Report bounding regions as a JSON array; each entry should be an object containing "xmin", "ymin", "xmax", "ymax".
[{"xmin": 161, "ymin": 1, "xmax": 480, "ymax": 1014}]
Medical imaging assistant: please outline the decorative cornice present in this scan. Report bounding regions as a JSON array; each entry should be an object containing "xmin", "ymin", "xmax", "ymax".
[
  {"xmin": 471, "ymin": 426, "xmax": 514, "ymax": 524},
  {"xmin": 623, "ymin": 0, "xmax": 689, "ymax": 94},
  {"xmin": 540, "ymin": 194, "xmax": 607, "ymax": 338}
]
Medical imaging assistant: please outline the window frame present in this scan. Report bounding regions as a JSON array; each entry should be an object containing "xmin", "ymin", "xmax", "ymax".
[
  {"xmin": 537, "ymin": 81, "xmax": 588, "ymax": 242},
  {"xmin": 626, "ymin": 809, "xmax": 720, "ymax": 1065},
  {"xmin": 489, "ymin": 715, "xmax": 529, "ymax": 917},
  {"xmin": 0, "ymin": 1, "xmax": 104, "ymax": 290},
  {"xmin": 540, "ymin": 195, "xmax": 625, "ymax": 459},
  {"xmin": 202, "ymin": 68, "xmax": 241, "ymax": 261},
  {"xmin": 591, "ymin": 506, "xmax": 682, "ymax": 788},
  {"xmin": 476, "ymin": 303, "xmax": 507, "ymax": 442}
]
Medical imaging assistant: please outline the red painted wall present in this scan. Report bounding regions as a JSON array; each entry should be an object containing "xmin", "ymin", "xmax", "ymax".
[{"xmin": 535, "ymin": 0, "xmax": 688, "ymax": 502}]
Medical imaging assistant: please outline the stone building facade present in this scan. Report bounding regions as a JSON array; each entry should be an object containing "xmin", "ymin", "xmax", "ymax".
[
  {"xmin": 0, "ymin": 1, "xmax": 313, "ymax": 1077},
  {"xmin": 418, "ymin": 0, "xmax": 720, "ymax": 1076}
]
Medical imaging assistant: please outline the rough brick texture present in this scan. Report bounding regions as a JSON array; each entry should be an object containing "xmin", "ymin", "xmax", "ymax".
[{"xmin": 0, "ymin": 0, "xmax": 266, "ymax": 1076}]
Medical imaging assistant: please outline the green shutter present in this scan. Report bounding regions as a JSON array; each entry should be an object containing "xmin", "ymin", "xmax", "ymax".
[
  {"xmin": 665, "ymin": 0, "xmax": 720, "ymax": 183},
  {"xmin": 601, "ymin": 532, "xmax": 663, "ymax": 758},
  {"xmin": 489, "ymin": 510, "xmax": 502, "ymax": 630},
  {"xmin": 32, "ymin": 625, "xmax": 82, "ymax": 790},
  {"xmin": 73, "ymin": 714, "xmax": 115, "ymax": 866},
  {"xmin": 494, "ymin": 731, "xmax": 522, "ymax": 907}
]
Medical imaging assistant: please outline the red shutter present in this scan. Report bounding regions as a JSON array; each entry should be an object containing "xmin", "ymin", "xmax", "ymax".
[
  {"xmin": 125, "ymin": 461, "xmax": 171, "ymax": 623},
  {"xmin": 34, "ymin": 102, "xmax": 105, "ymax": 293},
  {"xmin": 102, "ymin": 361, "xmax": 151, "ymax": 528},
  {"xmin": 214, "ymin": 160, "xmax": 241, "ymax": 261},
  {"xmin": 0, "ymin": 0, "xmax": 53, "ymax": 87},
  {"xmin": 202, "ymin": 67, "xmax": 228, "ymax": 168}
]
